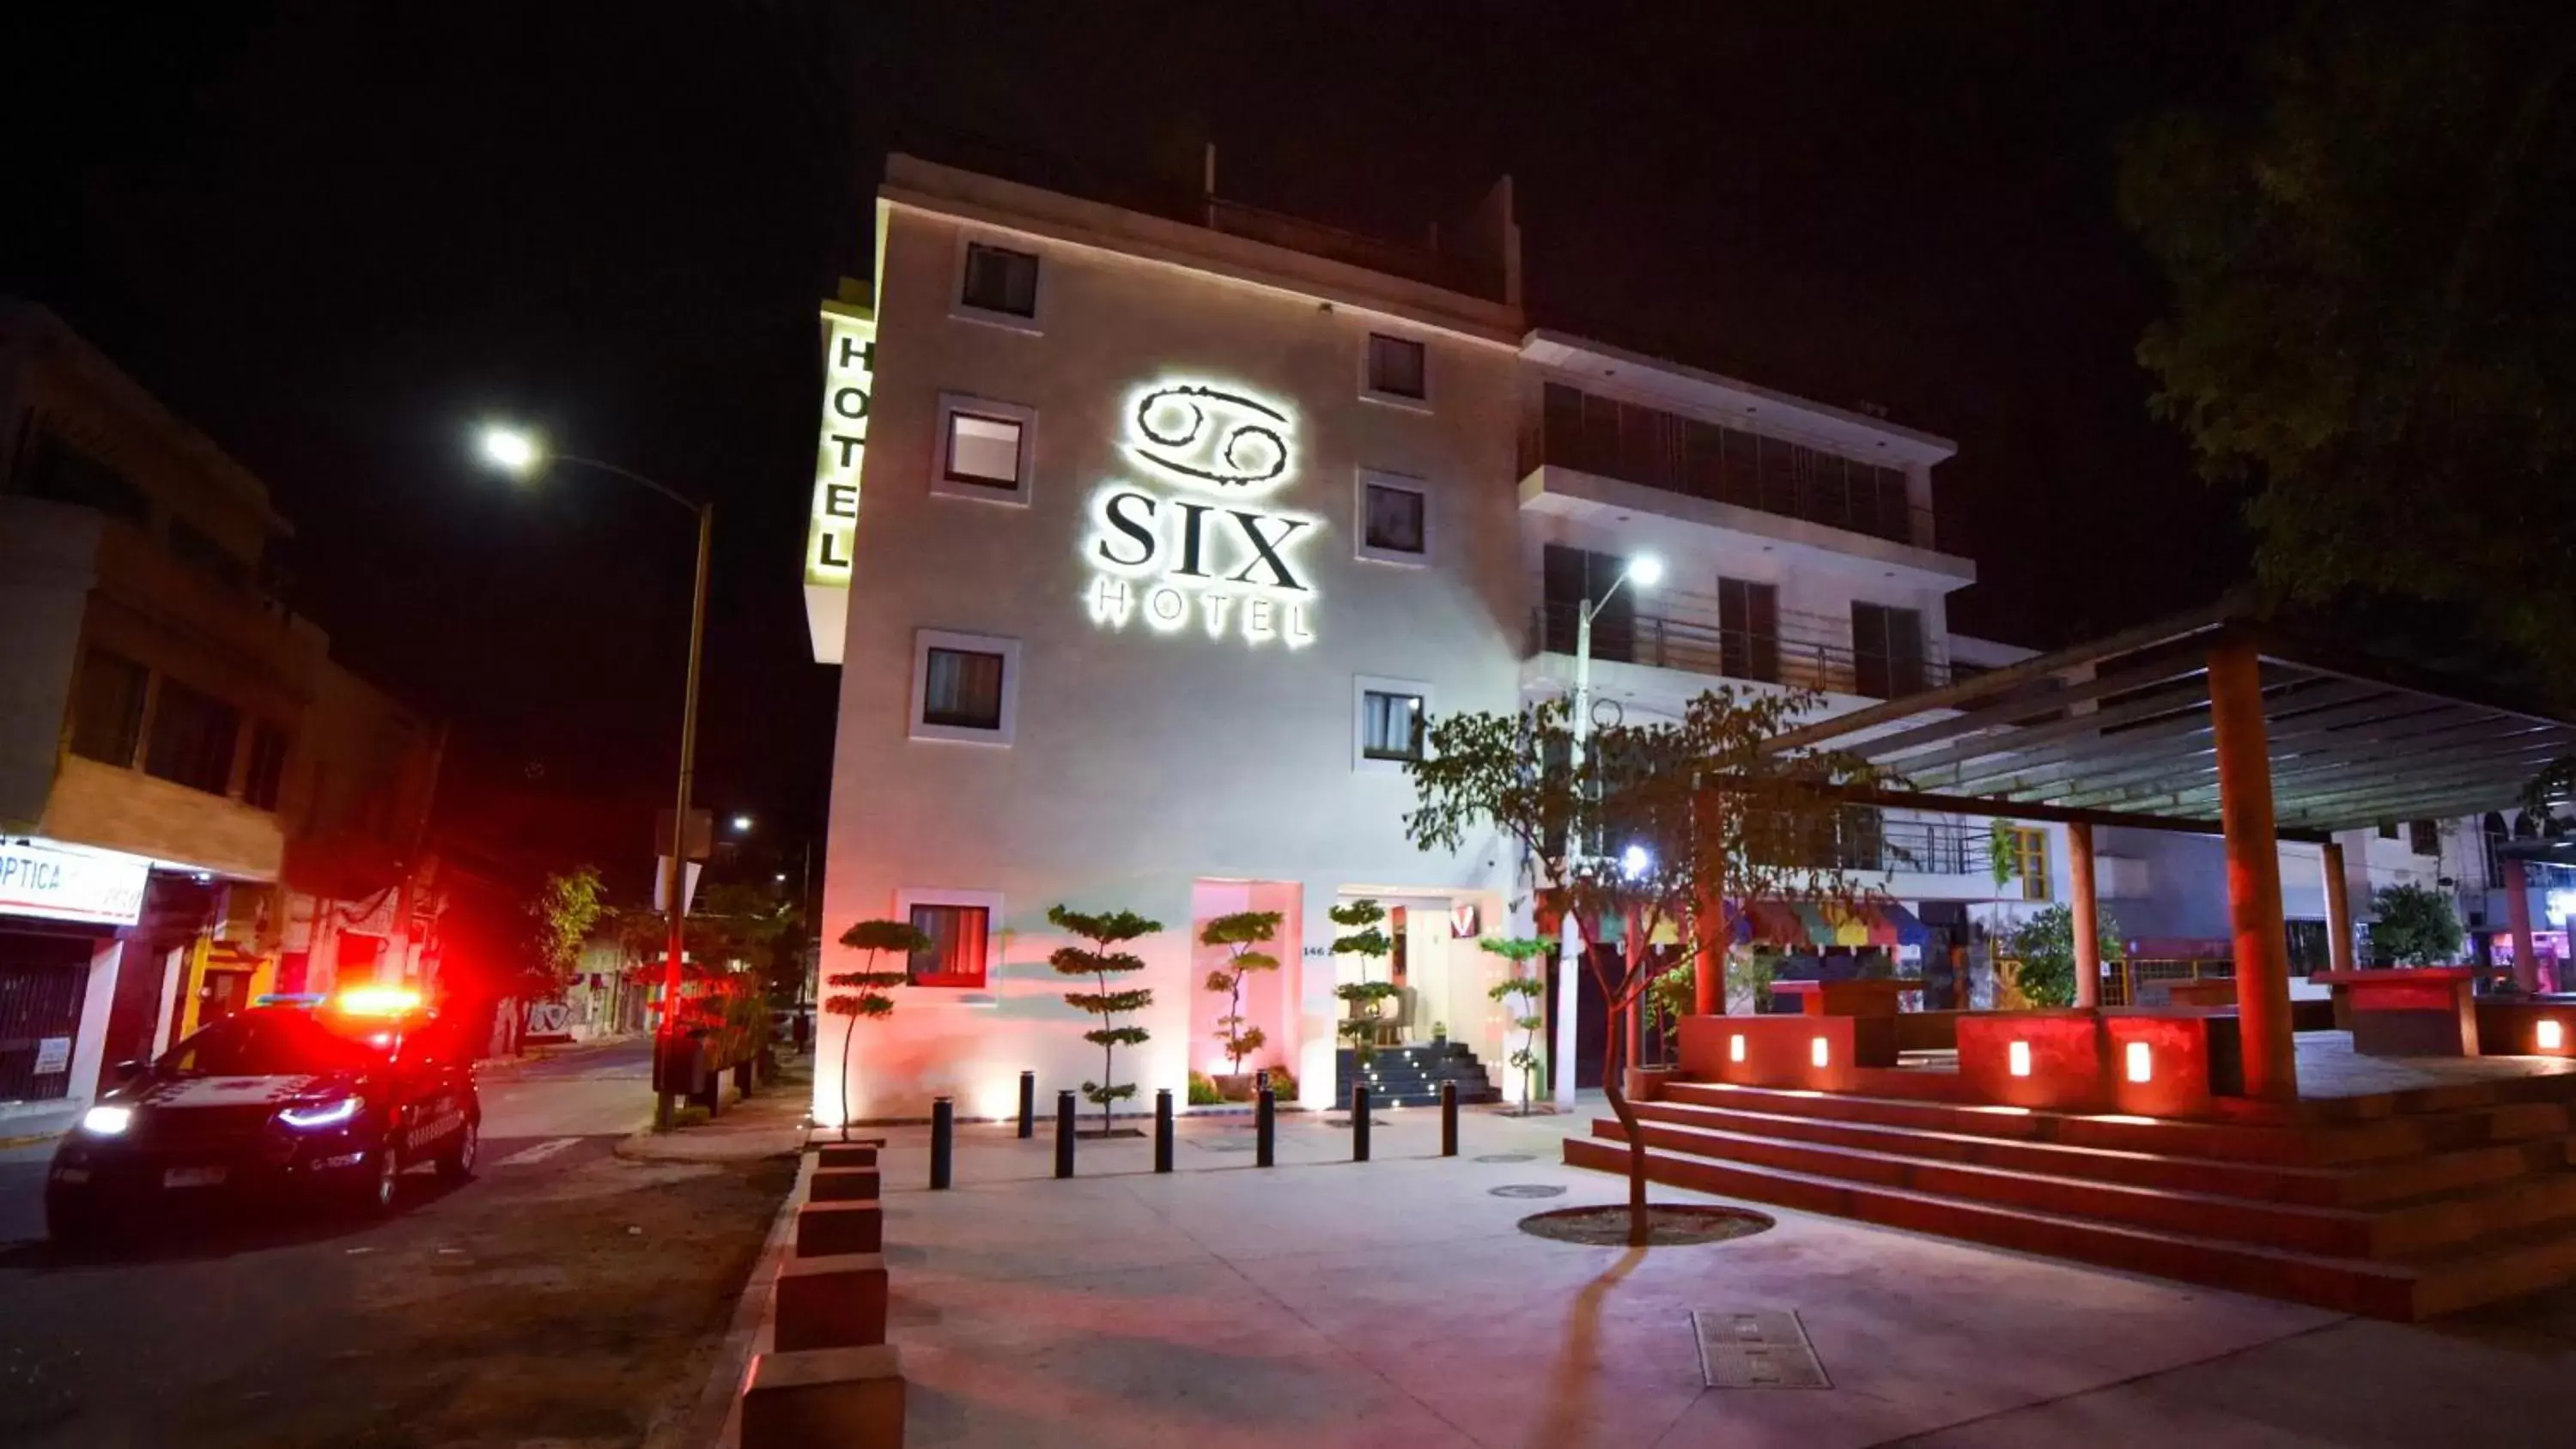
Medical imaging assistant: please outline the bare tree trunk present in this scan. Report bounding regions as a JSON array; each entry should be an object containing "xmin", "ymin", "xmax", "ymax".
[
  {"xmin": 840, "ymin": 1010, "xmax": 859, "ymax": 1142},
  {"xmin": 1602, "ymin": 995, "xmax": 1648, "ymax": 1246}
]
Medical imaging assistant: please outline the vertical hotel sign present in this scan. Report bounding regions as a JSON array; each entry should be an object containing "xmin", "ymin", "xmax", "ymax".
[{"xmin": 805, "ymin": 300, "xmax": 876, "ymax": 664}]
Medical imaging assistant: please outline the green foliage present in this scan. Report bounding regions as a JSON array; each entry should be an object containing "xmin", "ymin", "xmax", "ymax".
[
  {"xmin": 1646, "ymin": 959, "xmax": 1695, "ymax": 1067},
  {"xmin": 1329, "ymin": 899, "xmax": 1399, "ymax": 1059},
  {"xmin": 1733, "ymin": 950, "xmax": 1777, "ymax": 1015},
  {"xmin": 2004, "ymin": 904, "xmax": 2123, "ymax": 1009},
  {"xmin": 529, "ymin": 866, "xmax": 605, "ymax": 983},
  {"xmin": 2118, "ymin": 6, "xmax": 2576, "ymax": 700},
  {"xmin": 1048, "ymin": 903, "xmax": 1163, "ymax": 1131},
  {"xmin": 1200, "ymin": 909, "xmax": 1283, "ymax": 1075},
  {"xmin": 1187, "ymin": 1070, "xmax": 1223, "ymax": 1106},
  {"xmin": 822, "ymin": 918, "xmax": 927, "ymax": 1136},
  {"xmin": 1264, "ymin": 1064, "xmax": 1298, "ymax": 1100},
  {"xmin": 2370, "ymin": 882, "xmax": 2464, "ymax": 966}
]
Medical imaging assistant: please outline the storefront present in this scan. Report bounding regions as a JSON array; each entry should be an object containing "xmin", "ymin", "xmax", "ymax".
[{"xmin": 0, "ymin": 837, "xmax": 149, "ymax": 1112}]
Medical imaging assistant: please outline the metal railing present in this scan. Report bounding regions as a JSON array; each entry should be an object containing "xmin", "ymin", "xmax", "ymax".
[
  {"xmin": 1529, "ymin": 597, "xmax": 1950, "ymax": 700},
  {"xmin": 1521, "ymin": 383, "xmax": 1940, "ymax": 549}
]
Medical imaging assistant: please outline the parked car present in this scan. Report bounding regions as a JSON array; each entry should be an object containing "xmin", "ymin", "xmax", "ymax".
[{"xmin": 45, "ymin": 987, "xmax": 480, "ymax": 1243}]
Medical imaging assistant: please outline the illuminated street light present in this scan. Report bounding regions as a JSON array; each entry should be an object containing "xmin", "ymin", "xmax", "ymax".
[
  {"xmin": 731, "ymin": 814, "xmax": 755, "ymax": 834},
  {"xmin": 1625, "ymin": 554, "xmax": 1665, "ymax": 589},
  {"xmin": 477, "ymin": 423, "xmax": 544, "ymax": 477},
  {"xmin": 1558, "ymin": 551, "xmax": 1662, "ymax": 1113},
  {"xmin": 1620, "ymin": 844, "xmax": 1651, "ymax": 879}
]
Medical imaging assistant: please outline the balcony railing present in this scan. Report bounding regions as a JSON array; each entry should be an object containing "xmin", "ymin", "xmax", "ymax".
[
  {"xmin": 1522, "ymin": 383, "xmax": 1937, "ymax": 549},
  {"xmin": 1529, "ymin": 596, "xmax": 1950, "ymax": 700}
]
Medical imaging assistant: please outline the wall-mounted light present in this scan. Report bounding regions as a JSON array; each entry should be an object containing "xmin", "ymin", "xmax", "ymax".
[
  {"xmin": 2126, "ymin": 1041, "xmax": 2154, "ymax": 1083},
  {"xmin": 2008, "ymin": 1040, "xmax": 2032, "ymax": 1078},
  {"xmin": 1728, "ymin": 1034, "xmax": 1746, "ymax": 1064},
  {"xmin": 1809, "ymin": 1037, "xmax": 1829, "ymax": 1069},
  {"xmin": 2542, "ymin": 1019, "xmax": 2567, "ymax": 1052}
]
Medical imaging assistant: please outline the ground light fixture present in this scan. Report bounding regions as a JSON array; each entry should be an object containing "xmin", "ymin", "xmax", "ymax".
[
  {"xmin": 2542, "ymin": 1019, "xmax": 2566, "ymax": 1052},
  {"xmin": 2008, "ymin": 1040, "xmax": 2032, "ymax": 1077},
  {"xmin": 2126, "ymin": 1041, "xmax": 2154, "ymax": 1082},
  {"xmin": 1728, "ymin": 1034, "xmax": 1747, "ymax": 1064},
  {"xmin": 1810, "ymin": 1036, "xmax": 1830, "ymax": 1068}
]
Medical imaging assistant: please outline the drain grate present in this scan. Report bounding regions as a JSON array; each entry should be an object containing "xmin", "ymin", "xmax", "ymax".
[
  {"xmin": 1323, "ymin": 1117, "xmax": 1389, "ymax": 1128},
  {"xmin": 1194, "ymin": 1139, "xmax": 1255, "ymax": 1152},
  {"xmin": 1474, "ymin": 1153, "xmax": 1537, "ymax": 1164},
  {"xmin": 1488, "ymin": 1184, "xmax": 1565, "ymax": 1198},
  {"xmin": 1692, "ymin": 1310, "xmax": 1830, "ymax": 1390}
]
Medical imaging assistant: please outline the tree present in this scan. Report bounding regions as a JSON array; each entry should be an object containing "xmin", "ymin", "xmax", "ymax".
[
  {"xmin": 1200, "ymin": 910, "xmax": 1283, "ymax": 1080},
  {"xmin": 2002, "ymin": 903, "xmax": 2123, "ymax": 1009},
  {"xmin": 2120, "ymin": 6, "xmax": 2576, "ymax": 695},
  {"xmin": 1479, "ymin": 936, "xmax": 1552, "ymax": 1116},
  {"xmin": 529, "ymin": 866, "xmax": 605, "ymax": 985},
  {"xmin": 2370, "ymin": 882, "xmax": 2464, "ymax": 966},
  {"xmin": 1406, "ymin": 688, "xmax": 1888, "ymax": 1245},
  {"xmin": 823, "ymin": 919, "xmax": 925, "ymax": 1139},
  {"xmin": 1329, "ymin": 899, "xmax": 1398, "ymax": 1067},
  {"xmin": 1048, "ymin": 904, "xmax": 1161, "ymax": 1136}
]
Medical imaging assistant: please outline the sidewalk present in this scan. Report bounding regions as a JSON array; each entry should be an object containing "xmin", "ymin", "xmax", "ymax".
[{"xmin": 617, "ymin": 1063, "xmax": 814, "ymax": 1165}]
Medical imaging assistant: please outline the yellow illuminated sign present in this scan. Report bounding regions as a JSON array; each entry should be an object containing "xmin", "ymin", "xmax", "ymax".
[{"xmin": 808, "ymin": 305, "xmax": 875, "ymax": 588}]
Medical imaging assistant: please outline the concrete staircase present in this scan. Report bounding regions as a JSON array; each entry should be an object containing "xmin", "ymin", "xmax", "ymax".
[
  {"xmin": 1335, "ymin": 1043, "xmax": 1500, "ymax": 1109},
  {"xmin": 1564, "ymin": 1074, "xmax": 2576, "ymax": 1319}
]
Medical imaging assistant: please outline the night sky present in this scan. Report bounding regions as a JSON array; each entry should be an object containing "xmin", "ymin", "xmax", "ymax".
[{"xmin": 5, "ymin": 3, "xmax": 2284, "ymax": 884}]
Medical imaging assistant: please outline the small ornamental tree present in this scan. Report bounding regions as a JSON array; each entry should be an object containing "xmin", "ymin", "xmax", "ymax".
[
  {"xmin": 2370, "ymin": 882, "xmax": 2464, "ymax": 967},
  {"xmin": 1479, "ymin": 935, "xmax": 1552, "ymax": 1115},
  {"xmin": 1329, "ymin": 899, "xmax": 1398, "ymax": 1066},
  {"xmin": 2003, "ymin": 903, "xmax": 2123, "ymax": 1009},
  {"xmin": 824, "ymin": 919, "xmax": 928, "ymax": 1140},
  {"xmin": 1200, "ymin": 910, "xmax": 1284, "ymax": 1081},
  {"xmin": 1048, "ymin": 904, "xmax": 1162, "ymax": 1136}
]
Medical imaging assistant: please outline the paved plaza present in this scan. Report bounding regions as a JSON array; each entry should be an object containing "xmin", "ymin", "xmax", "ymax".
[{"xmin": 832, "ymin": 1099, "xmax": 2576, "ymax": 1448}]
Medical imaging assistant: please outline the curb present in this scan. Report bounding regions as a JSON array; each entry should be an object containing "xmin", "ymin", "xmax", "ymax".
[
  {"xmin": 0, "ymin": 1130, "xmax": 64, "ymax": 1151},
  {"xmin": 650, "ymin": 1149, "xmax": 813, "ymax": 1449}
]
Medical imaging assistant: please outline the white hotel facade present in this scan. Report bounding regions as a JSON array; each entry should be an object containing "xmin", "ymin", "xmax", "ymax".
[{"xmin": 806, "ymin": 154, "xmax": 2075, "ymax": 1124}]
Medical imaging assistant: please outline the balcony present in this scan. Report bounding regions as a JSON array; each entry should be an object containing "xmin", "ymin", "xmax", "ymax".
[
  {"xmin": 1528, "ymin": 595, "xmax": 1952, "ymax": 701},
  {"xmin": 1522, "ymin": 383, "xmax": 1938, "ymax": 549}
]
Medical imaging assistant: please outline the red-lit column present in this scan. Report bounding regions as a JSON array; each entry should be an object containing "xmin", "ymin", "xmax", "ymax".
[
  {"xmin": 2321, "ymin": 840, "xmax": 2356, "ymax": 973},
  {"xmin": 2506, "ymin": 857, "xmax": 2539, "ymax": 993},
  {"xmin": 2069, "ymin": 821, "xmax": 2102, "ymax": 1009},
  {"xmin": 2210, "ymin": 640, "xmax": 2297, "ymax": 1100},
  {"xmin": 1692, "ymin": 885, "xmax": 1725, "ymax": 1016}
]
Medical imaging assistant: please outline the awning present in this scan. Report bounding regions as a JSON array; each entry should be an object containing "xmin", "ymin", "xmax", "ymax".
[
  {"xmin": 1871, "ymin": 901, "xmax": 1932, "ymax": 948},
  {"xmin": 1744, "ymin": 900, "xmax": 1810, "ymax": 946},
  {"xmin": 1788, "ymin": 902, "xmax": 1836, "ymax": 944}
]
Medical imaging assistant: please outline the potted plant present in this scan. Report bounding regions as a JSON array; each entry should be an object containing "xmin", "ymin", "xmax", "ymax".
[
  {"xmin": 1048, "ymin": 903, "xmax": 1162, "ymax": 1137},
  {"xmin": 1480, "ymin": 936, "xmax": 1552, "ymax": 1115},
  {"xmin": 1329, "ymin": 899, "xmax": 1398, "ymax": 1069},
  {"xmin": 1200, "ymin": 909, "xmax": 1283, "ymax": 1100},
  {"xmin": 822, "ymin": 919, "xmax": 929, "ymax": 1140}
]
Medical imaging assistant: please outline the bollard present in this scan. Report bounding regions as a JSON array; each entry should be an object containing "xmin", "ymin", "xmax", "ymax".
[
  {"xmin": 1441, "ymin": 1079, "xmax": 1458, "ymax": 1157},
  {"xmin": 1255, "ymin": 1083, "xmax": 1276, "ymax": 1167},
  {"xmin": 929, "ymin": 1095, "xmax": 954, "ymax": 1191},
  {"xmin": 1153, "ymin": 1088, "xmax": 1175, "ymax": 1173},
  {"xmin": 1017, "ymin": 1069, "xmax": 1036, "ymax": 1140},
  {"xmin": 1054, "ymin": 1088, "xmax": 1077, "ymax": 1179},
  {"xmin": 1352, "ymin": 1083, "xmax": 1371, "ymax": 1162}
]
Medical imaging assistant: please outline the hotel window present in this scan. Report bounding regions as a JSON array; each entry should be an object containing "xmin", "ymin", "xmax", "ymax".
[
  {"xmin": 143, "ymin": 677, "xmax": 241, "ymax": 796},
  {"xmin": 958, "ymin": 241, "xmax": 1040, "ymax": 320},
  {"xmin": 933, "ymin": 394, "xmax": 1036, "ymax": 504},
  {"xmin": 241, "ymin": 722, "xmax": 290, "ymax": 811},
  {"xmin": 1716, "ymin": 577, "xmax": 1780, "ymax": 684},
  {"xmin": 1850, "ymin": 602, "xmax": 1927, "ymax": 699},
  {"xmin": 1364, "ymin": 333, "xmax": 1427, "ymax": 403},
  {"xmin": 67, "ymin": 648, "xmax": 149, "ymax": 767},
  {"xmin": 1354, "ymin": 676, "xmax": 1433, "ymax": 772},
  {"xmin": 909, "ymin": 629, "xmax": 1021, "ymax": 745},
  {"xmin": 2408, "ymin": 819, "xmax": 2439, "ymax": 857},
  {"xmin": 1356, "ymin": 471, "xmax": 1428, "ymax": 564},
  {"xmin": 907, "ymin": 901, "xmax": 991, "ymax": 988}
]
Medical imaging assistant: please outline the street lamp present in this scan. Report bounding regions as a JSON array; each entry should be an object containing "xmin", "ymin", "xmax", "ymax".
[
  {"xmin": 730, "ymin": 814, "xmax": 755, "ymax": 834},
  {"xmin": 1554, "ymin": 553, "xmax": 1661, "ymax": 1110},
  {"xmin": 474, "ymin": 421, "xmax": 714, "ymax": 1132}
]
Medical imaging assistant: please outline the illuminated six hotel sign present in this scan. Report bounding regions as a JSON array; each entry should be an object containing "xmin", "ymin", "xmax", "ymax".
[{"xmin": 1083, "ymin": 381, "xmax": 1318, "ymax": 646}]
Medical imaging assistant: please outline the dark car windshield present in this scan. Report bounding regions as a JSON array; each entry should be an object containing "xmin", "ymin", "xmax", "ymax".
[{"xmin": 160, "ymin": 1014, "xmax": 382, "ymax": 1077}]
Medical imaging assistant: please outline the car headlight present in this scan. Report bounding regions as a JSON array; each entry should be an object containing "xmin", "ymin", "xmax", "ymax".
[
  {"xmin": 80, "ymin": 1105, "xmax": 133, "ymax": 1137},
  {"xmin": 277, "ymin": 1095, "xmax": 364, "ymax": 1130}
]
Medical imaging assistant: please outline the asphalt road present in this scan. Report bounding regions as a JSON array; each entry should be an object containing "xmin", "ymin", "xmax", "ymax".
[{"xmin": 0, "ymin": 1035, "xmax": 734, "ymax": 1449}]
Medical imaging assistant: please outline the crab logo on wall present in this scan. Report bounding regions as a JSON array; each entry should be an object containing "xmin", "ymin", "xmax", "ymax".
[{"xmin": 1085, "ymin": 378, "xmax": 1316, "ymax": 647}]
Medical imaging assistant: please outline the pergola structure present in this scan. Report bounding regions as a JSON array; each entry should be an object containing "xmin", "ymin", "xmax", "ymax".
[{"xmin": 1759, "ymin": 605, "xmax": 2576, "ymax": 1100}]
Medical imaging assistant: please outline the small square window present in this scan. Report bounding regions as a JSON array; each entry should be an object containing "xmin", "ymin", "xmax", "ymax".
[
  {"xmin": 933, "ymin": 395, "xmax": 1036, "ymax": 504},
  {"xmin": 2408, "ymin": 819, "xmax": 2439, "ymax": 857},
  {"xmin": 1360, "ymin": 478, "xmax": 1426, "ymax": 561},
  {"xmin": 1354, "ymin": 676, "xmax": 1433, "ymax": 772},
  {"xmin": 961, "ymin": 242, "xmax": 1039, "ymax": 318},
  {"xmin": 908, "ymin": 903, "xmax": 990, "ymax": 987},
  {"xmin": 1365, "ymin": 333, "xmax": 1427, "ymax": 401},
  {"xmin": 910, "ymin": 629, "xmax": 1021, "ymax": 745}
]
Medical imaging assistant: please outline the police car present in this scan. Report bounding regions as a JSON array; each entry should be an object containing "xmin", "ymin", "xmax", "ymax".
[{"xmin": 46, "ymin": 987, "xmax": 481, "ymax": 1242}]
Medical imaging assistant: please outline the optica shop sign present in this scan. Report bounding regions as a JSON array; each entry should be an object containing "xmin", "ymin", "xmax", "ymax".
[{"xmin": 0, "ymin": 839, "xmax": 150, "ymax": 926}]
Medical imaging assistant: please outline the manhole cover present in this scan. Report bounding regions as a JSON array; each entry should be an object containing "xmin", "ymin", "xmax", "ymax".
[
  {"xmin": 1194, "ymin": 1139, "xmax": 1255, "ymax": 1152},
  {"xmin": 1489, "ymin": 1184, "xmax": 1566, "ymax": 1198},
  {"xmin": 1475, "ymin": 1153, "xmax": 1536, "ymax": 1164},
  {"xmin": 1692, "ymin": 1310, "xmax": 1830, "ymax": 1390}
]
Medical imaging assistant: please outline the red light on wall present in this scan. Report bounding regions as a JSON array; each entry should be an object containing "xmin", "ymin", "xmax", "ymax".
[
  {"xmin": 2126, "ymin": 1041, "xmax": 2154, "ymax": 1083},
  {"xmin": 2008, "ymin": 1040, "xmax": 2032, "ymax": 1077},
  {"xmin": 1728, "ymin": 1034, "xmax": 1747, "ymax": 1064},
  {"xmin": 1809, "ymin": 1036, "xmax": 1829, "ymax": 1069},
  {"xmin": 2542, "ymin": 1019, "xmax": 2566, "ymax": 1052}
]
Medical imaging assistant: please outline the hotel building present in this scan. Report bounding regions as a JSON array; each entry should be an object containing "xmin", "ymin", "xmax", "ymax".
[{"xmin": 810, "ymin": 153, "xmax": 2078, "ymax": 1122}]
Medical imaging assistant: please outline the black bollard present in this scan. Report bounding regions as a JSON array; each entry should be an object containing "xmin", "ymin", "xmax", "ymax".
[
  {"xmin": 1016, "ymin": 1070, "xmax": 1036, "ymax": 1140},
  {"xmin": 1255, "ymin": 1083, "xmax": 1276, "ymax": 1167},
  {"xmin": 1440, "ymin": 1079, "xmax": 1459, "ymax": 1157},
  {"xmin": 1352, "ymin": 1082, "xmax": 1371, "ymax": 1162},
  {"xmin": 1154, "ymin": 1088, "xmax": 1175, "ymax": 1173},
  {"xmin": 930, "ymin": 1095, "xmax": 954, "ymax": 1190},
  {"xmin": 1054, "ymin": 1088, "xmax": 1077, "ymax": 1179}
]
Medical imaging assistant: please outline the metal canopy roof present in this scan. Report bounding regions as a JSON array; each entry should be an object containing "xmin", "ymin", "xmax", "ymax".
[{"xmin": 1763, "ymin": 606, "xmax": 2576, "ymax": 842}]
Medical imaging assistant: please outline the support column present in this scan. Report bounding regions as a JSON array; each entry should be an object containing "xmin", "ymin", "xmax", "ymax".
[
  {"xmin": 1692, "ymin": 887, "xmax": 1724, "ymax": 1016},
  {"xmin": 2069, "ymin": 822, "xmax": 2101, "ymax": 1009},
  {"xmin": 2210, "ymin": 640, "xmax": 2298, "ymax": 1100},
  {"xmin": 2506, "ymin": 857, "xmax": 2538, "ymax": 993},
  {"xmin": 2321, "ymin": 840, "xmax": 2357, "ymax": 973}
]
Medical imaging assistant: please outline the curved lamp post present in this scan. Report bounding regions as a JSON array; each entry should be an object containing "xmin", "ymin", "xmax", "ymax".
[
  {"xmin": 1555, "ymin": 553, "xmax": 1662, "ymax": 1109},
  {"xmin": 477, "ymin": 422, "xmax": 712, "ymax": 1131}
]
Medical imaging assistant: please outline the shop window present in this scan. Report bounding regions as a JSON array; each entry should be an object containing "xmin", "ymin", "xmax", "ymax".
[
  {"xmin": 909, "ymin": 629, "xmax": 1020, "ymax": 745},
  {"xmin": 933, "ymin": 395, "xmax": 1036, "ymax": 504},
  {"xmin": 67, "ymin": 648, "xmax": 149, "ymax": 767},
  {"xmin": 959, "ymin": 241, "xmax": 1040, "ymax": 320},
  {"xmin": 241, "ymin": 722, "xmax": 290, "ymax": 810},
  {"xmin": 143, "ymin": 677, "xmax": 240, "ymax": 796},
  {"xmin": 1357, "ymin": 471, "xmax": 1427, "ymax": 563},
  {"xmin": 1364, "ymin": 333, "xmax": 1427, "ymax": 402},
  {"xmin": 898, "ymin": 894, "xmax": 997, "ymax": 988}
]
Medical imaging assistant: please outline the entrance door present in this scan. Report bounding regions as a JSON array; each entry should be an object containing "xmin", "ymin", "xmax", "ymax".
[{"xmin": 198, "ymin": 969, "xmax": 253, "ymax": 1031}]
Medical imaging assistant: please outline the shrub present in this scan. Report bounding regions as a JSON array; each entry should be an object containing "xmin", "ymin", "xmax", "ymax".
[{"xmin": 1186, "ymin": 1070, "xmax": 1222, "ymax": 1106}]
